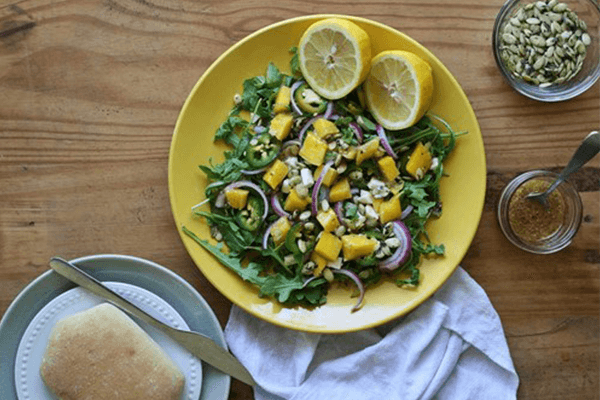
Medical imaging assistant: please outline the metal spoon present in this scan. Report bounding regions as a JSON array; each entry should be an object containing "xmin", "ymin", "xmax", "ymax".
[{"xmin": 526, "ymin": 131, "xmax": 600, "ymax": 207}]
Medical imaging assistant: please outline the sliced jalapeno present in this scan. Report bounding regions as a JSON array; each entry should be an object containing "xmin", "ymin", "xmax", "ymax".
[
  {"xmin": 285, "ymin": 223, "xmax": 303, "ymax": 253},
  {"xmin": 246, "ymin": 133, "xmax": 281, "ymax": 169},
  {"xmin": 235, "ymin": 196, "xmax": 264, "ymax": 231},
  {"xmin": 294, "ymin": 84, "xmax": 327, "ymax": 114}
]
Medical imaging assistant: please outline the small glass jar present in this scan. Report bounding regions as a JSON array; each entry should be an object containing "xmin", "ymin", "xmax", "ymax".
[{"xmin": 497, "ymin": 170, "xmax": 583, "ymax": 254}]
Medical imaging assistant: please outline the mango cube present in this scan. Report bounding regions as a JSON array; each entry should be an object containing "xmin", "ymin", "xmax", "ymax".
[
  {"xmin": 224, "ymin": 188, "xmax": 249, "ymax": 209},
  {"xmin": 356, "ymin": 138, "xmax": 380, "ymax": 165},
  {"xmin": 316, "ymin": 209, "xmax": 340, "ymax": 232},
  {"xmin": 313, "ymin": 118, "xmax": 339, "ymax": 139},
  {"xmin": 273, "ymin": 86, "xmax": 291, "ymax": 114},
  {"xmin": 314, "ymin": 231, "xmax": 342, "ymax": 261},
  {"xmin": 269, "ymin": 113, "xmax": 293, "ymax": 140},
  {"xmin": 405, "ymin": 142, "xmax": 432, "ymax": 180},
  {"xmin": 329, "ymin": 177, "xmax": 352, "ymax": 203},
  {"xmin": 299, "ymin": 133, "xmax": 328, "ymax": 166},
  {"xmin": 379, "ymin": 194, "xmax": 402, "ymax": 224},
  {"xmin": 263, "ymin": 159, "xmax": 289, "ymax": 189},
  {"xmin": 313, "ymin": 164, "xmax": 339, "ymax": 187},
  {"xmin": 311, "ymin": 252, "xmax": 329, "ymax": 276},
  {"xmin": 372, "ymin": 198, "xmax": 384, "ymax": 213},
  {"xmin": 378, "ymin": 156, "xmax": 400, "ymax": 181},
  {"xmin": 284, "ymin": 189, "xmax": 309, "ymax": 212},
  {"xmin": 270, "ymin": 217, "xmax": 291, "ymax": 245},
  {"xmin": 341, "ymin": 235, "xmax": 378, "ymax": 261}
]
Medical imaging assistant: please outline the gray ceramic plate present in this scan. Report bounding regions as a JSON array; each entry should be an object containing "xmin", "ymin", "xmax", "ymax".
[{"xmin": 0, "ymin": 254, "xmax": 231, "ymax": 400}]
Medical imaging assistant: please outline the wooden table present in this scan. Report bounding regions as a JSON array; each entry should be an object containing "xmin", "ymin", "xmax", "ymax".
[{"xmin": 1, "ymin": 1, "xmax": 598, "ymax": 399}]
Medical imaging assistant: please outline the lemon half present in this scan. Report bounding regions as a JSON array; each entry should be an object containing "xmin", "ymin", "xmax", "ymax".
[
  {"xmin": 299, "ymin": 18, "xmax": 371, "ymax": 100},
  {"xmin": 364, "ymin": 50, "xmax": 433, "ymax": 130}
]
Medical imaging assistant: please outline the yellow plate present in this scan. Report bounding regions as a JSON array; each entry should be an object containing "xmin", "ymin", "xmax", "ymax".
[{"xmin": 169, "ymin": 15, "xmax": 486, "ymax": 333}]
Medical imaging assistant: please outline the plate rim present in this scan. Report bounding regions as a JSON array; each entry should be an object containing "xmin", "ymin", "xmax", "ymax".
[
  {"xmin": 0, "ymin": 254, "xmax": 231, "ymax": 400},
  {"xmin": 14, "ymin": 281, "xmax": 202, "ymax": 400},
  {"xmin": 168, "ymin": 14, "xmax": 486, "ymax": 333}
]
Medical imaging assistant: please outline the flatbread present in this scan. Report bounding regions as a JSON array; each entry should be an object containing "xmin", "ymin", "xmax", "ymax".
[{"xmin": 40, "ymin": 303, "xmax": 185, "ymax": 400}]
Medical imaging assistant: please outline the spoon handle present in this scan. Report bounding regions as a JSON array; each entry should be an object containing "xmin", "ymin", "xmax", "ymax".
[{"xmin": 547, "ymin": 131, "xmax": 600, "ymax": 194}]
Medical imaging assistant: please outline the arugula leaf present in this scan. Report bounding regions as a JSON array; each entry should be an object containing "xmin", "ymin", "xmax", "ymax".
[
  {"xmin": 357, "ymin": 115, "xmax": 377, "ymax": 132},
  {"xmin": 266, "ymin": 62, "xmax": 283, "ymax": 88},
  {"xmin": 198, "ymin": 157, "xmax": 247, "ymax": 184},
  {"xmin": 214, "ymin": 116, "xmax": 249, "ymax": 147},
  {"xmin": 289, "ymin": 46, "xmax": 301, "ymax": 76},
  {"xmin": 194, "ymin": 211, "xmax": 255, "ymax": 252},
  {"xmin": 182, "ymin": 226, "xmax": 267, "ymax": 284},
  {"xmin": 182, "ymin": 226, "xmax": 318, "ymax": 305},
  {"xmin": 258, "ymin": 272, "xmax": 304, "ymax": 303}
]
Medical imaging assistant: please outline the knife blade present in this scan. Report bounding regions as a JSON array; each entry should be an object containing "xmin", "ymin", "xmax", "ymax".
[{"xmin": 48, "ymin": 256, "xmax": 256, "ymax": 386}]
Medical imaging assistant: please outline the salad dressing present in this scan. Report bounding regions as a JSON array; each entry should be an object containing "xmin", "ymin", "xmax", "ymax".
[{"xmin": 508, "ymin": 179, "xmax": 565, "ymax": 242}]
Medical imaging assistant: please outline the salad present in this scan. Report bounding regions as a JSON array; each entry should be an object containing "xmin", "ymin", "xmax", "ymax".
[{"xmin": 183, "ymin": 49, "xmax": 463, "ymax": 311}]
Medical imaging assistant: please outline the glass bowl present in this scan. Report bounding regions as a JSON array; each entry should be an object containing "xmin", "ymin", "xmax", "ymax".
[
  {"xmin": 497, "ymin": 170, "xmax": 583, "ymax": 254},
  {"xmin": 493, "ymin": 0, "xmax": 600, "ymax": 102}
]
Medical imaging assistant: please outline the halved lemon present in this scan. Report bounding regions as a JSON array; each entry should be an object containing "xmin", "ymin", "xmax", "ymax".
[
  {"xmin": 364, "ymin": 50, "xmax": 433, "ymax": 130},
  {"xmin": 298, "ymin": 18, "xmax": 371, "ymax": 100}
]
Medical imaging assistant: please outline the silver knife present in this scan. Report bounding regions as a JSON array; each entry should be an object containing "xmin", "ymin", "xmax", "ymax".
[{"xmin": 49, "ymin": 257, "xmax": 256, "ymax": 386}]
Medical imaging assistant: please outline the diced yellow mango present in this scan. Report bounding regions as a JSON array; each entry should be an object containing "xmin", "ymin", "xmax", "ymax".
[
  {"xmin": 313, "ymin": 118, "xmax": 339, "ymax": 139},
  {"xmin": 224, "ymin": 188, "xmax": 249, "ymax": 209},
  {"xmin": 329, "ymin": 177, "xmax": 352, "ymax": 203},
  {"xmin": 316, "ymin": 209, "xmax": 340, "ymax": 232},
  {"xmin": 269, "ymin": 113, "xmax": 293, "ymax": 140},
  {"xmin": 405, "ymin": 142, "xmax": 432, "ymax": 180},
  {"xmin": 341, "ymin": 146, "xmax": 357, "ymax": 160},
  {"xmin": 311, "ymin": 252, "xmax": 328, "ymax": 276},
  {"xmin": 341, "ymin": 234, "xmax": 378, "ymax": 261},
  {"xmin": 356, "ymin": 138, "xmax": 380, "ymax": 165},
  {"xmin": 372, "ymin": 198, "xmax": 383, "ymax": 213},
  {"xmin": 284, "ymin": 189, "xmax": 309, "ymax": 212},
  {"xmin": 263, "ymin": 159, "xmax": 289, "ymax": 189},
  {"xmin": 314, "ymin": 231, "xmax": 342, "ymax": 261},
  {"xmin": 270, "ymin": 217, "xmax": 291, "ymax": 245},
  {"xmin": 378, "ymin": 156, "xmax": 400, "ymax": 181},
  {"xmin": 313, "ymin": 164, "xmax": 339, "ymax": 187},
  {"xmin": 299, "ymin": 133, "xmax": 328, "ymax": 166},
  {"xmin": 273, "ymin": 86, "xmax": 291, "ymax": 114},
  {"xmin": 379, "ymin": 194, "xmax": 402, "ymax": 224}
]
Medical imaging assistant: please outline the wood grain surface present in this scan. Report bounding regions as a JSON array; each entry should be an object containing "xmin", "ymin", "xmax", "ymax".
[{"xmin": 1, "ymin": 1, "xmax": 598, "ymax": 399}]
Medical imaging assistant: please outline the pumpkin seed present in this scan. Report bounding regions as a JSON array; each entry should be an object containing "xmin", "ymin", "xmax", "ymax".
[{"xmin": 498, "ymin": 0, "xmax": 591, "ymax": 86}]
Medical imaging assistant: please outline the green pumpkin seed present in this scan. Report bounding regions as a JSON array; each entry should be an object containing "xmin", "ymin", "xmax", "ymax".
[{"xmin": 498, "ymin": 0, "xmax": 591, "ymax": 87}]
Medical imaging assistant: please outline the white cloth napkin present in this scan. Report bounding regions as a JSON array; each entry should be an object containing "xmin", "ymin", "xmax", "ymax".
[{"xmin": 225, "ymin": 267, "xmax": 519, "ymax": 400}]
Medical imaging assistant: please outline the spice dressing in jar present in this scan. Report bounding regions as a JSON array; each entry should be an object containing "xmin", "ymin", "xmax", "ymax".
[
  {"xmin": 497, "ymin": 170, "xmax": 583, "ymax": 254},
  {"xmin": 508, "ymin": 179, "xmax": 565, "ymax": 242}
]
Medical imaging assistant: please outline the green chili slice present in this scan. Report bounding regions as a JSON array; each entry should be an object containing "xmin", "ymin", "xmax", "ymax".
[
  {"xmin": 235, "ymin": 196, "xmax": 264, "ymax": 231},
  {"xmin": 246, "ymin": 133, "xmax": 281, "ymax": 169}
]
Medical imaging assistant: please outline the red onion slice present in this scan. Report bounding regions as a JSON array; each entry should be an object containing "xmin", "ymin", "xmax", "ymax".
[
  {"xmin": 334, "ymin": 202, "xmax": 347, "ymax": 228},
  {"xmin": 262, "ymin": 222, "xmax": 274, "ymax": 249},
  {"xmin": 290, "ymin": 81, "xmax": 304, "ymax": 116},
  {"xmin": 311, "ymin": 161, "xmax": 333, "ymax": 215},
  {"xmin": 271, "ymin": 194, "xmax": 290, "ymax": 218},
  {"xmin": 254, "ymin": 125, "xmax": 266, "ymax": 134},
  {"xmin": 215, "ymin": 191, "xmax": 226, "ymax": 208},
  {"xmin": 376, "ymin": 124, "xmax": 397, "ymax": 159},
  {"xmin": 378, "ymin": 220, "xmax": 412, "ymax": 272},
  {"xmin": 222, "ymin": 181, "xmax": 269, "ymax": 221},
  {"xmin": 301, "ymin": 268, "xmax": 365, "ymax": 312},
  {"xmin": 401, "ymin": 205, "xmax": 414, "ymax": 220},
  {"xmin": 349, "ymin": 122, "xmax": 363, "ymax": 143},
  {"xmin": 323, "ymin": 101, "xmax": 334, "ymax": 119},
  {"xmin": 332, "ymin": 269, "xmax": 365, "ymax": 312},
  {"xmin": 241, "ymin": 168, "xmax": 267, "ymax": 175},
  {"xmin": 282, "ymin": 140, "xmax": 301, "ymax": 151},
  {"xmin": 302, "ymin": 275, "xmax": 319, "ymax": 288}
]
